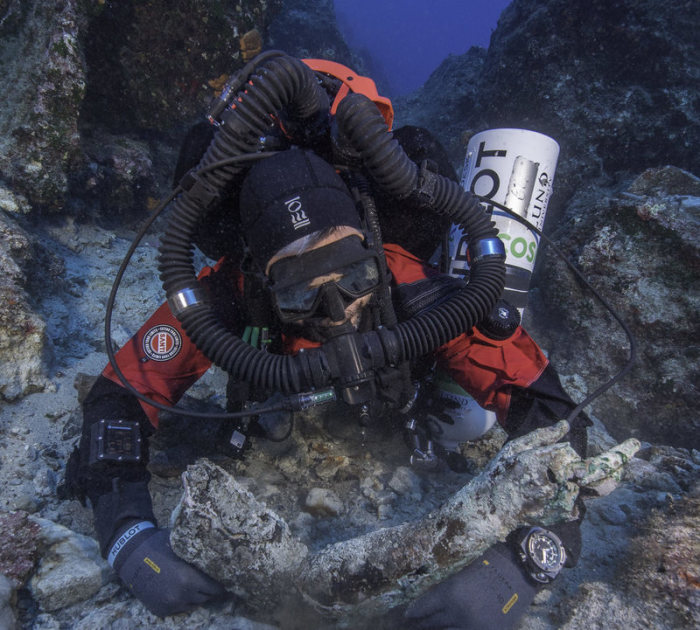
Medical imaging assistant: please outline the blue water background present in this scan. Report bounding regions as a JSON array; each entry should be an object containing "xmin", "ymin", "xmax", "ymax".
[{"xmin": 334, "ymin": 0, "xmax": 512, "ymax": 96}]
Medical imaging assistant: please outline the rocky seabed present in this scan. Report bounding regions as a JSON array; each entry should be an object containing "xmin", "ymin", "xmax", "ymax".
[
  {"xmin": 0, "ymin": 212, "xmax": 697, "ymax": 630},
  {"xmin": 0, "ymin": 0, "xmax": 699, "ymax": 628}
]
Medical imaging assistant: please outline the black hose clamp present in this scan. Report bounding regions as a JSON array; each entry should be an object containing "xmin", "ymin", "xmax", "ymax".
[
  {"xmin": 179, "ymin": 168, "xmax": 221, "ymax": 209},
  {"xmin": 206, "ymin": 74, "xmax": 243, "ymax": 126},
  {"xmin": 412, "ymin": 159, "xmax": 441, "ymax": 206}
]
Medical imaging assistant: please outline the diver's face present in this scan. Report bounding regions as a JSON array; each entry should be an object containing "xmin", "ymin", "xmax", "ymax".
[{"xmin": 266, "ymin": 226, "xmax": 377, "ymax": 330}]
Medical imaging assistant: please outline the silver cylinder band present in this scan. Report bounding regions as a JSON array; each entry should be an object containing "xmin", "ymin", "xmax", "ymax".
[
  {"xmin": 167, "ymin": 286, "xmax": 206, "ymax": 316},
  {"xmin": 467, "ymin": 237, "xmax": 506, "ymax": 265}
]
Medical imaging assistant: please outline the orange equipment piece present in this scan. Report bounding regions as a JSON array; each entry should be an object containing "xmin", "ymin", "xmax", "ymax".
[{"xmin": 302, "ymin": 58, "xmax": 394, "ymax": 130}]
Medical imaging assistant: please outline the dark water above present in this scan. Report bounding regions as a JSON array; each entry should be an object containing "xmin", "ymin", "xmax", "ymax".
[{"xmin": 334, "ymin": 0, "xmax": 510, "ymax": 95}]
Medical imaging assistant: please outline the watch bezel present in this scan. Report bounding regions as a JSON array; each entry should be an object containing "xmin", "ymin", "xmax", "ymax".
[{"xmin": 518, "ymin": 526, "xmax": 566, "ymax": 583}]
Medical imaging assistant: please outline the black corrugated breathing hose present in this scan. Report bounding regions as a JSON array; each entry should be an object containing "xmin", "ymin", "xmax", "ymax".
[
  {"xmin": 158, "ymin": 55, "xmax": 330, "ymax": 392},
  {"xmin": 157, "ymin": 53, "xmax": 506, "ymax": 393}
]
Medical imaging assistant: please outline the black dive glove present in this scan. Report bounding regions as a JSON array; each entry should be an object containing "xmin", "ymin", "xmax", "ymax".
[
  {"xmin": 410, "ymin": 379, "xmax": 470, "ymax": 473},
  {"xmin": 108, "ymin": 521, "xmax": 227, "ymax": 617},
  {"xmin": 404, "ymin": 543, "xmax": 539, "ymax": 630}
]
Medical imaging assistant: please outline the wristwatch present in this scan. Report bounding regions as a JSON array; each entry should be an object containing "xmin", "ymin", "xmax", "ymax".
[{"xmin": 517, "ymin": 527, "xmax": 567, "ymax": 583}]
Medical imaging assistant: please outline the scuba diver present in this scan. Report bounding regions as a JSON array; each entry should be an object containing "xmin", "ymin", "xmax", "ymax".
[{"xmin": 63, "ymin": 54, "xmax": 591, "ymax": 627}]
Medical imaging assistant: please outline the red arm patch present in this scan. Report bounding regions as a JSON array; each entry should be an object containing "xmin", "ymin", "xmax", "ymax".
[
  {"xmin": 101, "ymin": 260, "xmax": 238, "ymax": 427},
  {"xmin": 102, "ymin": 301, "xmax": 213, "ymax": 427}
]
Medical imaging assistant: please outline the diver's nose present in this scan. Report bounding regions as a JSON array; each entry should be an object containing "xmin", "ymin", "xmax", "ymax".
[{"xmin": 318, "ymin": 283, "xmax": 347, "ymax": 322}]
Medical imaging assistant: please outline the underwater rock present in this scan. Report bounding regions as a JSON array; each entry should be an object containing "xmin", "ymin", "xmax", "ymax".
[
  {"xmin": 0, "ymin": 573, "xmax": 16, "ymax": 630},
  {"xmin": 0, "ymin": 0, "xmax": 87, "ymax": 210},
  {"xmin": 28, "ymin": 517, "xmax": 111, "ymax": 613},
  {"xmin": 240, "ymin": 28, "xmax": 264, "ymax": 62},
  {"xmin": 0, "ymin": 511, "xmax": 41, "ymax": 589},
  {"xmin": 304, "ymin": 487, "xmax": 345, "ymax": 517},
  {"xmin": 80, "ymin": 132, "xmax": 157, "ymax": 218},
  {"xmin": 627, "ymin": 166, "xmax": 700, "ymax": 250},
  {"xmin": 0, "ymin": 0, "xmax": 286, "ymax": 213},
  {"xmin": 396, "ymin": 0, "xmax": 699, "ymax": 203},
  {"xmin": 266, "ymin": 0, "xmax": 360, "ymax": 71},
  {"xmin": 171, "ymin": 421, "xmax": 639, "ymax": 625},
  {"xmin": 80, "ymin": 0, "xmax": 283, "ymax": 134},
  {"xmin": 554, "ymin": 475, "xmax": 700, "ymax": 630},
  {"xmin": 529, "ymin": 167, "xmax": 700, "ymax": 448},
  {"xmin": 479, "ymin": 0, "xmax": 694, "ymax": 191},
  {"xmin": 170, "ymin": 459, "xmax": 310, "ymax": 607},
  {"xmin": 618, "ymin": 480, "xmax": 700, "ymax": 628},
  {"xmin": 486, "ymin": 0, "xmax": 700, "ymax": 201},
  {"xmin": 0, "ymin": 212, "xmax": 50, "ymax": 399},
  {"xmin": 393, "ymin": 48, "xmax": 487, "ymax": 165},
  {"xmin": 0, "ymin": 186, "xmax": 31, "ymax": 215}
]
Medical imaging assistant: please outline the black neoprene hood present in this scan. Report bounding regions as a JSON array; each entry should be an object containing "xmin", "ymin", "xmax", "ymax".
[{"xmin": 239, "ymin": 149, "xmax": 362, "ymax": 269}]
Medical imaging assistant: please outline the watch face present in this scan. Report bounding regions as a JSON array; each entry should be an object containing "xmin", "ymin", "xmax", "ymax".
[{"xmin": 527, "ymin": 531, "xmax": 563, "ymax": 572}]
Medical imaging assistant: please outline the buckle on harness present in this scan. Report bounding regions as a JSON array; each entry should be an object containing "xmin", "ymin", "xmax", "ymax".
[
  {"xmin": 412, "ymin": 159, "xmax": 441, "ymax": 206},
  {"xmin": 178, "ymin": 168, "xmax": 221, "ymax": 209}
]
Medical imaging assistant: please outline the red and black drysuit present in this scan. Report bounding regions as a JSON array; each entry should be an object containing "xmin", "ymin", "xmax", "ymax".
[{"xmin": 68, "ymin": 242, "xmax": 588, "ymax": 564}]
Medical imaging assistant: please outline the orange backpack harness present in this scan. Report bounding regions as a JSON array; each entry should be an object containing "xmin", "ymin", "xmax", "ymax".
[{"xmin": 302, "ymin": 58, "xmax": 394, "ymax": 130}]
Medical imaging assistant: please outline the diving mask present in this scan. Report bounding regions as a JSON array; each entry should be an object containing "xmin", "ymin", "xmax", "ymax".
[{"xmin": 268, "ymin": 236, "xmax": 381, "ymax": 322}]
